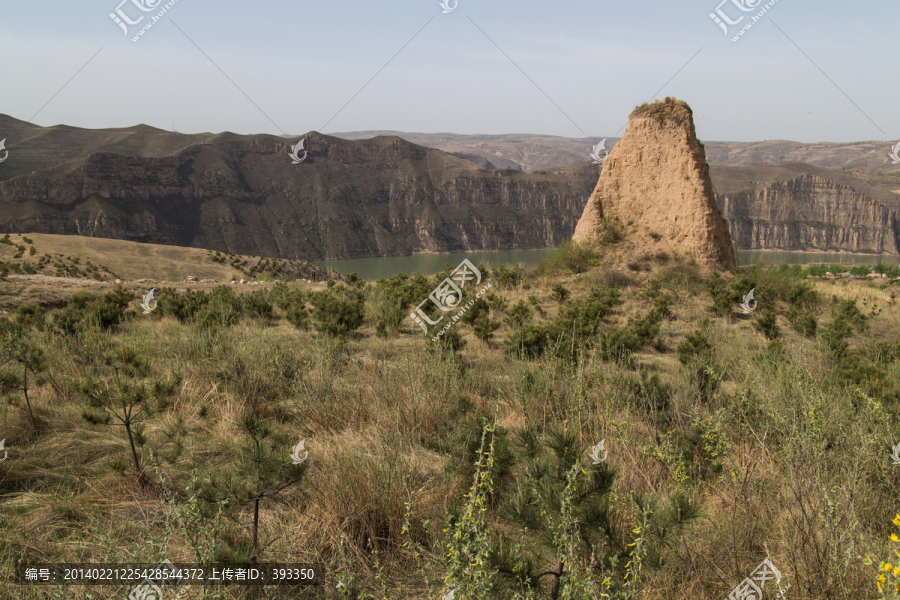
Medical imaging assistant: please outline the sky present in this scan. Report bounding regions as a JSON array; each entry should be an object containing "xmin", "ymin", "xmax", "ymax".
[{"xmin": 0, "ymin": 1, "xmax": 897, "ymax": 143}]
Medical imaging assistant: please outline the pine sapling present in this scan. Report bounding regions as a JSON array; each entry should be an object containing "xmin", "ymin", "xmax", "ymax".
[
  {"xmin": 75, "ymin": 347, "xmax": 180, "ymax": 476},
  {"xmin": 0, "ymin": 342, "xmax": 46, "ymax": 429},
  {"xmin": 201, "ymin": 408, "xmax": 308, "ymax": 556}
]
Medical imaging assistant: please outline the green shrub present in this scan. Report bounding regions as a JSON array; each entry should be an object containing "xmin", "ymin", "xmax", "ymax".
[
  {"xmin": 473, "ymin": 317, "xmax": 501, "ymax": 341},
  {"xmin": 505, "ymin": 324, "xmax": 553, "ymax": 359},
  {"xmin": 785, "ymin": 282, "xmax": 818, "ymax": 308},
  {"xmin": 787, "ymin": 307, "xmax": 817, "ymax": 337},
  {"xmin": 533, "ymin": 239, "xmax": 602, "ymax": 275},
  {"xmin": 371, "ymin": 290, "xmax": 405, "ymax": 336},
  {"xmin": 619, "ymin": 372, "xmax": 672, "ymax": 420},
  {"xmin": 850, "ymin": 265, "xmax": 871, "ymax": 277},
  {"xmin": 459, "ymin": 298, "xmax": 490, "ymax": 325},
  {"xmin": 271, "ymin": 282, "xmax": 305, "ymax": 310},
  {"xmin": 50, "ymin": 293, "xmax": 95, "ymax": 334},
  {"xmin": 705, "ymin": 273, "xmax": 737, "ymax": 316},
  {"xmin": 15, "ymin": 305, "xmax": 46, "ymax": 330},
  {"xmin": 158, "ymin": 288, "xmax": 208, "ymax": 321},
  {"xmin": 494, "ymin": 264, "xmax": 524, "ymax": 289},
  {"xmin": 374, "ymin": 273, "xmax": 433, "ymax": 310},
  {"xmin": 196, "ymin": 306, "xmax": 239, "ymax": 330},
  {"xmin": 820, "ymin": 316, "xmax": 853, "ymax": 357},
  {"xmin": 311, "ymin": 291, "xmax": 364, "ymax": 337},
  {"xmin": 832, "ymin": 297, "xmax": 867, "ymax": 333},
  {"xmin": 286, "ymin": 306, "xmax": 310, "ymax": 330},
  {"xmin": 550, "ymin": 284, "xmax": 571, "ymax": 303},
  {"xmin": 677, "ymin": 330, "xmax": 713, "ymax": 365},
  {"xmin": 653, "ymin": 294, "xmax": 674, "ymax": 319},
  {"xmin": 628, "ymin": 309, "xmax": 664, "ymax": 346},
  {"xmin": 485, "ymin": 293, "xmax": 508, "ymax": 314},
  {"xmin": 687, "ymin": 359, "xmax": 721, "ymax": 401},
  {"xmin": 428, "ymin": 327, "xmax": 466, "ymax": 353},
  {"xmin": 554, "ymin": 287, "xmax": 622, "ymax": 340},
  {"xmin": 627, "ymin": 260, "xmax": 649, "ymax": 272},
  {"xmin": 504, "ymin": 301, "xmax": 532, "ymax": 328},
  {"xmin": 752, "ymin": 310, "xmax": 780, "ymax": 340},
  {"xmin": 598, "ymin": 327, "xmax": 641, "ymax": 364},
  {"xmin": 242, "ymin": 292, "xmax": 274, "ymax": 319}
]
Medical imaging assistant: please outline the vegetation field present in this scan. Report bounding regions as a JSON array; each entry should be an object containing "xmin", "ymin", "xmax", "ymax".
[
  {"xmin": 0, "ymin": 232, "xmax": 331, "ymax": 285},
  {"xmin": 1, "ymin": 240, "xmax": 899, "ymax": 599}
]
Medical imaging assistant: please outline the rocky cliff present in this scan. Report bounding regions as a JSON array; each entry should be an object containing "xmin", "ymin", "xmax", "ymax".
[
  {"xmin": 573, "ymin": 99, "xmax": 736, "ymax": 268},
  {"xmin": 0, "ymin": 118, "xmax": 597, "ymax": 260},
  {"xmin": 711, "ymin": 162, "xmax": 900, "ymax": 255},
  {"xmin": 4, "ymin": 113, "xmax": 900, "ymax": 260}
]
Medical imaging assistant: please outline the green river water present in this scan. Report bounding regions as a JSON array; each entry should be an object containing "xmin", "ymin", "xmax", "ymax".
[{"xmin": 313, "ymin": 249, "xmax": 900, "ymax": 280}]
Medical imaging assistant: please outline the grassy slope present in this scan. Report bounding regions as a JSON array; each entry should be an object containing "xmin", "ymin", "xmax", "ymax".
[
  {"xmin": 0, "ymin": 233, "xmax": 245, "ymax": 282},
  {"xmin": 0, "ymin": 233, "xmax": 339, "ymax": 312},
  {"xmin": 0, "ymin": 247, "xmax": 899, "ymax": 599}
]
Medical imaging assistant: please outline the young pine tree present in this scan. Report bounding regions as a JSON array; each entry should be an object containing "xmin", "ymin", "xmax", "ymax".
[
  {"xmin": 201, "ymin": 408, "xmax": 309, "ymax": 558},
  {"xmin": 0, "ymin": 342, "xmax": 46, "ymax": 429},
  {"xmin": 500, "ymin": 422, "xmax": 617, "ymax": 599},
  {"xmin": 75, "ymin": 347, "xmax": 181, "ymax": 476}
]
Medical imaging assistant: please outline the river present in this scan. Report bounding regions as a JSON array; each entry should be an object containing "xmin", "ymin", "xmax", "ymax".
[{"xmin": 313, "ymin": 249, "xmax": 900, "ymax": 280}]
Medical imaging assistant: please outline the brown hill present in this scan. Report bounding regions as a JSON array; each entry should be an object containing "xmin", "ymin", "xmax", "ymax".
[
  {"xmin": 573, "ymin": 99, "xmax": 735, "ymax": 268},
  {"xmin": 3, "ymin": 113, "xmax": 898, "ymax": 261},
  {"xmin": 0, "ymin": 117, "xmax": 598, "ymax": 260}
]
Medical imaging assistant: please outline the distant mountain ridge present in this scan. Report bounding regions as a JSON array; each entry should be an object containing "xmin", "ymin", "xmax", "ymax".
[
  {"xmin": 331, "ymin": 129, "xmax": 900, "ymax": 177},
  {"xmin": 2, "ymin": 114, "xmax": 899, "ymax": 259},
  {"xmin": 0, "ymin": 116, "xmax": 597, "ymax": 260}
]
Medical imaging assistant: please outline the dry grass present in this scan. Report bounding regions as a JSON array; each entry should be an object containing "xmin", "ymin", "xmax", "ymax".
[{"xmin": 0, "ymin": 254, "xmax": 898, "ymax": 599}]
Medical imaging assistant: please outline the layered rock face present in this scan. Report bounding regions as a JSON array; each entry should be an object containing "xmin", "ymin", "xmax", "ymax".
[
  {"xmin": 711, "ymin": 163, "xmax": 900, "ymax": 255},
  {"xmin": 0, "ymin": 129, "xmax": 597, "ymax": 260},
  {"xmin": 573, "ymin": 99, "xmax": 736, "ymax": 268}
]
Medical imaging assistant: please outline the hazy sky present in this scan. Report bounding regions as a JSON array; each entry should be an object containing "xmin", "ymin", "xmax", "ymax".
[{"xmin": 1, "ymin": 1, "xmax": 897, "ymax": 143}]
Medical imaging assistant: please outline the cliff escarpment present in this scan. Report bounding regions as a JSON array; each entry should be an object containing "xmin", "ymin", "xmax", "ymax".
[
  {"xmin": 0, "ymin": 123, "xmax": 597, "ymax": 260},
  {"xmin": 711, "ymin": 162, "xmax": 900, "ymax": 255}
]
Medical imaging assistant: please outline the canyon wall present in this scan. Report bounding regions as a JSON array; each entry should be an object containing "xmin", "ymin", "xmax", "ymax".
[
  {"xmin": 0, "ymin": 132, "xmax": 597, "ymax": 260},
  {"xmin": 711, "ymin": 163, "xmax": 900, "ymax": 255}
]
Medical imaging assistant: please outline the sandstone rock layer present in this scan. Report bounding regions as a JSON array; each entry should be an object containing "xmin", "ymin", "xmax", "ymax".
[{"xmin": 573, "ymin": 99, "xmax": 736, "ymax": 268}]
